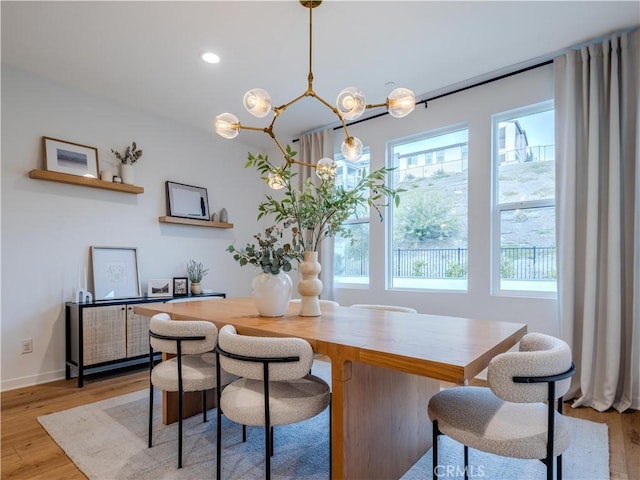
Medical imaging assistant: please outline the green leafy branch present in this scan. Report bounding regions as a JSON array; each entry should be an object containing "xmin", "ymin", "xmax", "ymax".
[
  {"xmin": 227, "ymin": 226, "xmax": 303, "ymax": 275},
  {"xmin": 245, "ymin": 145, "xmax": 404, "ymax": 252}
]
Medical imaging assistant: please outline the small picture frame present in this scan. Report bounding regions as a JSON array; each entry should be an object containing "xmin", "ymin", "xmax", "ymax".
[
  {"xmin": 43, "ymin": 136, "xmax": 99, "ymax": 178},
  {"xmin": 166, "ymin": 181, "xmax": 210, "ymax": 220},
  {"xmin": 148, "ymin": 278, "xmax": 173, "ymax": 298},
  {"xmin": 173, "ymin": 277, "xmax": 188, "ymax": 297},
  {"xmin": 91, "ymin": 246, "xmax": 141, "ymax": 300}
]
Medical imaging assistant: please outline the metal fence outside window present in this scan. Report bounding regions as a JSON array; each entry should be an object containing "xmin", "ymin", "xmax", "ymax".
[{"xmin": 336, "ymin": 247, "xmax": 556, "ymax": 280}]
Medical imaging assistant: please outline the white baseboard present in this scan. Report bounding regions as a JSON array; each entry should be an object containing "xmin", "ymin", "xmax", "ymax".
[{"xmin": 1, "ymin": 369, "xmax": 65, "ymax": 392}]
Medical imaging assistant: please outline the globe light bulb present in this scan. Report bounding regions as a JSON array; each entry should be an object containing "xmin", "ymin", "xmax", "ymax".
[
  {"xmin": 267, "ymin": 171, "xmax": 285, "ymax": 190},
  {"xmin": 341, "ymin": 136, "xmax": 363, "ymax": 161},
  {"xmin": 214, "ymin": 113, "xmax": 240, "ymax": 139},
  {"xmin": 336, "ymin": 87, "xmax": 366, "ymax": 120},
  {"xmin": 315, "ymin": 157, "xmax": 336, "ymax": 181},
  {"xmin": 243, "ymin": 88, "xmax": 272, "ymax": 118},
  {"xmin": 387, "ymin": 87, "xmax": 416, "ymax": 118}
]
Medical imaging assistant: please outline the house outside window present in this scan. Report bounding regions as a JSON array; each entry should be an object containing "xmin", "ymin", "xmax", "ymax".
[
  {"xmin": 333, "ymin": 149, "xmax": 371, "ymax": 285},
  {"xmin": 388, "ymin": 126, "xmax": 469, "ymax": 291},
  {"xmin": 492, "ymin": 100, "xmax": 556, "ymax": 295}
]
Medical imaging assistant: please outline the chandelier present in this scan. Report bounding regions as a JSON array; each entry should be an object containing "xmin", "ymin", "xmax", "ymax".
[{"xmin": 214, "ymin": 0, "xmax": 416, "ymax": 174}]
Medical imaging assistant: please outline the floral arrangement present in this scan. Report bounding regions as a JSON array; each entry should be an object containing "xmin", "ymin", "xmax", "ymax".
[
  {"xmin": 245, "ymin": 145, "xmax": 403, "ymax": 252},
  {"xmin": 227, "ymin": 226, "xmax": 303, "ymax": 275},
  {"xmin": 111, "ymin": 141, "xmax": 143, "ymax": 165},
  {"xmin": 185, "ymin": 259, "xmax": 209, "ymax": 283}
]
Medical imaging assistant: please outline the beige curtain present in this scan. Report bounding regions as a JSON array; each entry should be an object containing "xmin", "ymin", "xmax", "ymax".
[
  {"xmin": 555, "ymin": 30, "xmax": 639, "ymax": 412},
  {"xmin": 298, "ymin": 129, "xmax": 336, "ymax": 300}
]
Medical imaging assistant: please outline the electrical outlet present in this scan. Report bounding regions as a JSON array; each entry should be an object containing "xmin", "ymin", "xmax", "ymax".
[{"xmin": 21, "ymin": 338, "xmax": 33, "ymax": 354}]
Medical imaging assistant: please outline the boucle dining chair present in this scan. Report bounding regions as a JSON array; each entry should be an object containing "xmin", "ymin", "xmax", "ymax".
[
  {"xmin": 148, "ymin": 313, "xmax": 234, "ymax": 468},
  {"xmin": 215, "ymin": 324, "xmax": 331, "ymax": 480},
  {"xmin": 350, "ymin": 303, "xmax": 418, "ymax": 313},
  {"xmin": 428, "ymin": 333, "xmax": 575, "ymax": 480}
]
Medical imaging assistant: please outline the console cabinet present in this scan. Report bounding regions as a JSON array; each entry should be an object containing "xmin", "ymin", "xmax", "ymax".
[{"xmin": 66, "ymin": 293, "xmax": 225, "ymax": 387}]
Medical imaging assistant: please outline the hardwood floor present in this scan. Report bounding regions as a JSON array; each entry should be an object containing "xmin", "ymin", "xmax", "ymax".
[{"xmin": 1, "ymin": 369, "xmax": 638, "ymax": 479}]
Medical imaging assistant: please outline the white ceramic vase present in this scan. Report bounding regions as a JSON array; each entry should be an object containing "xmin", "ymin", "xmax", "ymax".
[
  {"xmin": 252, "ymin": 271, "xmax": 292, "ymax": 317},
  {"xmin": 121, "ymin": 163, "xmax": 135, "ymax": 185},
  {"xmin": 297, "ymin": 251, "xmax": 322, "ymax": 316}
]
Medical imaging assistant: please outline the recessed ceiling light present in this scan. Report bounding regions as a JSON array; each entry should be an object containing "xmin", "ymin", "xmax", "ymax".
[{"xmin": 201, "ymin": 52, "xmax": 220, "ymax": 64}]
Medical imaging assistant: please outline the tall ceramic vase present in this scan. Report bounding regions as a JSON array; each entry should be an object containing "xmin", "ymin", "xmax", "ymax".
[
  {"xmin": 121, "ymin": 163, "xmax": 135, "ymax": 185},
  {"xmin": 298, "ymin": 251, "xmax": 322, "ymax": 317},
  {"xmin": 252, "ymin": 271, "xmax": 292, "ymax": 317}
]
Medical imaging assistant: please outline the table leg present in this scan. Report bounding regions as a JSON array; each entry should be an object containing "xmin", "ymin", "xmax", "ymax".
[
  {"xmin": 159, "ymin": 352, "xmax": 219, "ymax": 425},
  {"xmin": 162, "ymin": 389, "xmax": 218, "ymax": 425},
  {"xmin": 331, "ymin": 360, "xmax": 440, "ymax": 480}
]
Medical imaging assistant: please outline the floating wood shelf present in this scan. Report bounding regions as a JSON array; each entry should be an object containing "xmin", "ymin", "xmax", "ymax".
[
  {"xmin": 158, "ymin": 216, "xmax": 234, "ymax": 229},
  {"xmin": 29, "ymin": 169, "xmax": 144, "ymax": 194}
]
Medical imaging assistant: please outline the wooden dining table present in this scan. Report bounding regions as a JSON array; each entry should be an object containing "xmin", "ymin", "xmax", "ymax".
[{"xmin": 135, "ymin": 297, "xmax": 526, "ymax": 480}]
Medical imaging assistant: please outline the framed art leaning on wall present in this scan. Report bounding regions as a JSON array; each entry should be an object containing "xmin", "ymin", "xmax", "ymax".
[
  {"xmin": 91, "ymin": 246, "xmax": 141, "ymax": 300},
  {"xmin": 148, "ymin": 278, "xmax": 172, "ymax": 297},
  {"xmin": 165, "ymin": 181, "xmax": 210, "ymax": 220},
  {"xmin": 43, "ymin": 136, "xmax": 99, "ymax": 178},
  {"xmin": 173, "ymin": 277, "xmax": 188, "ymax": 296}
]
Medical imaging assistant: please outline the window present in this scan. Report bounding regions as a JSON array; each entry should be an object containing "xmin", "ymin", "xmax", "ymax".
[
  {"xmin": 388, "ymin": 126, "xmax": 469, "ymax": 290},
  {"xmin": 333, "ymin": 149, "xmax": 371, "ymax": 285},
  {"xmin": 492, "ymin": 101, "xmax": 556, "ymax": 295}
]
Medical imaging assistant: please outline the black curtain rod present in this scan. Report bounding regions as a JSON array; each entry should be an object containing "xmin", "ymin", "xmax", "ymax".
[{"xmin": 292, "ymin": 58, "xmax": 553, "ymax": 142}]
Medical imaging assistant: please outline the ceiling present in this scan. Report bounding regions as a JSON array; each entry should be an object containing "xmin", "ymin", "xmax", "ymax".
[{"xmin": 2, "ymin": 1, "xmax": 639, "ymax": 150}]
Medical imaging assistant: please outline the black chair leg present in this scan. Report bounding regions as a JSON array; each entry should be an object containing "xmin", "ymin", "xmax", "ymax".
[
  {"xmin": 464, "ymin": 445, "xmax": 469, "ymax": 480},
  {"xmin": 558, "ymin": 454, "xmax": 563, "ymax": 480},
  {"xmin": 432, "ymin": 421, "xmax": 439, "ymax": 480},
  {"xmin": 270, "ymin": 426, "xmax": 274, "ymax": 457},
  {"xmin": 148, "ymin": 383, "xmax": 154, "ymax": 448},
  {"xmin": 178, "ymin": 389, "xmax": 183, "ymax": 469},
  {"xmin": 243, "ymin": 424, "xmax": 247, "ymax": 442},
  {"xmin": 202, "ymin": 390, "xmax": 207, "ymax": 423},
  {"xmin": 216, "ymin": 354, "xmax": 223, "ymax": 480},
  {"xmin": 264, "ymin": 421, "xmax": 271, "ymax": 480}
]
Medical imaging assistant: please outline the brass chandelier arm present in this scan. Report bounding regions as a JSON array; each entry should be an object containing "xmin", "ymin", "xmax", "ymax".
[
  {"xmin": 308, "ymin": 91, "xmax": 353, "ymax": 141},
  {"xmin": 366, "ymin": 101, "xmax": 389, "ymax": 109},
  {"xmin": 237, "ymin": 124, "xmax": 271, "ymax": 133},
  {"xmin": 276, "ymin": 90, "xmax": 312, "ymax": 113},
  {"xmin": 236, "ymin": 123, "xmax": 289, "ymax": 159}
]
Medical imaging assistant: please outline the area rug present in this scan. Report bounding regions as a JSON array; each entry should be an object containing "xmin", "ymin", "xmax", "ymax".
[{"xmin": 38, "ymin": 380, "xmax": 609, "ymax": 479}]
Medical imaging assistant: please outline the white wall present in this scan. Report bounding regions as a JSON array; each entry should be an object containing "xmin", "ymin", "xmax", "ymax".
[
  {"xmin": 332, "ymin": 65, "xmax": 559, "ymax": 335},
  {"xmin": 1, "ymin": 64, "xmax": 558, "ymax": 390},
  {"xmin": 1, "ymin": 67, "xmax": 264, "ymax": 390}
]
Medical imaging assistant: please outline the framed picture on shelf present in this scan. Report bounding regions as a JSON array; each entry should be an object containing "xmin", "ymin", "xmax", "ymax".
[
  {"xmin": 173, "ymin": 277, "xmax": 188, "ymax": 296},
  {"xmin": 148, "ymin": 278, "xmax": 173, "ymax": 298},
  {"xmin": 91, "ymin": 246, "xmax": 141, "ymax": 300},
  {"xmin": 166, "ymin": 181, "xmax": 210, "ymax": 220},
  {"xmin": 43, "ymin": 136, "xmax": 99, "ymax": 178}
]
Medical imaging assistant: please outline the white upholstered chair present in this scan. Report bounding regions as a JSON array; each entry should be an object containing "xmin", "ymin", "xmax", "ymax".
[
  {"xmin": 350, "ymin": 303, "xmax": 418, "ymax": 313},
  {"xmin": 428, "ymin": 333, "xmax": 575, "ymax": 480},
  {"xmin": 215, "ymin": 324, "xmax": 331, "ymax": 480},
  {"xmin": 148, "ymin": 313, "xmax": 234, "ymax": 468}
]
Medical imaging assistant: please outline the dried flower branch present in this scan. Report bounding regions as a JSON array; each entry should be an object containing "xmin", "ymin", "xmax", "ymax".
[{"xmin": 111, "ymin": 141, "xmax": 143, "ymax": 165}]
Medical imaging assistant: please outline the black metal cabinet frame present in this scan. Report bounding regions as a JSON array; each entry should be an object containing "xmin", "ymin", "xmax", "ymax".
[{"xmin": 65, "ymin": 293, "xmax": 225, "ymax": 387}]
